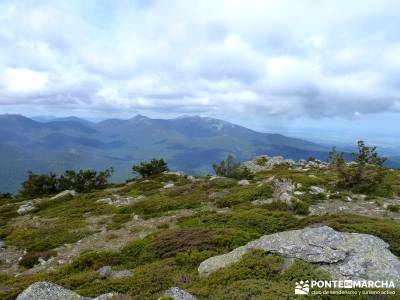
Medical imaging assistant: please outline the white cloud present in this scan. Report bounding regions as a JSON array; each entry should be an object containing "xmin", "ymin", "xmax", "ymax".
[
  {"xmin": 1, "ymin": 68, "xmax": 49, "ymax": 94},
  {"xmin": 0, "ymin": 0, "xmax": 399, "ymax": 120}
]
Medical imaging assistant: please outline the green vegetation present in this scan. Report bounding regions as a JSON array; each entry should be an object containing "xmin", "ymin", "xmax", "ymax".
[
  {"xmin": 328, "ymin": 141, "xmax": 390, "ymax": 196},
  {"xmin": 0, "ymin": 150, "xmax": 399, "ymax": 299},
  {"xmin": 387, "ymin": 204, "xmax": 400, "ymax": 212},
  {"xmin": 20, "ymin": 168, "xmax": 113, "ymax": 197},
  {"xmin": 212, "ymin": 155, "xmax": 252, "ymax": 180},
  {"xmin": 132, "ymin": 158, "xmax": 169, "ymax": 178}
]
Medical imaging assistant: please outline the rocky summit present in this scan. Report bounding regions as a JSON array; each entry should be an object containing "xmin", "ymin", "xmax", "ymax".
[{"xmin": 0, "ymin": 153, "xmax": 399, "ymax": 299}]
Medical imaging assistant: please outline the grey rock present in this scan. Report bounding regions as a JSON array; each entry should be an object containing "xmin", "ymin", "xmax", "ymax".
[
  {"xmin": 97, "ymin": 265, "xmax": 113, "ymax": 278},
  {"xmin": 163, "ymin": 171, "xmax": 185, "ymax": 176},
  {"xmin": 17, "ymin": 201, "xmax": 36, "ymax": 215},
  {"xmin": 97, "ymin": 266, "xmax": 132, "ymax": 279},
  {"xmin": 16, "ymin": 282, "xmax": 117, "ymax": 300},
  {"xmin": 96, "ymin": 195, "xmax": 145, "ymax": 206},
  {"xmin": 163, "ymin": 182, "xmax": 175, "ymax": 189},
  {"xmin": 93, "ymin": 294, "xmax": 116, "ymax": 300},
  {"xmin": 198, "ymin": 226, "xmax": 400, "ymax": 287},
  {"xmin": 164, "ymin": 287, "xmax": 197, "ymax": 300},
  {"xmin": 96, "ymin": 198, "xmax": 113, "ymax": 205},
  {"xmin": 50, "ymin": 190, "xmax": 79, "ymax": 201},
  {"xmin": 242, "ymin": 155, "xmax": 294, "ymax": 173},
  {"xmin": 16, "ymin": 281, "xmax": 91, "ymax": 300},
  {"xmin": 310, "ymin": 186, "xmax": 326, "ymax": 194},
  {"xmin": 251, "ymin": 199, "xmax": 273, "ymax": 206},
  {"xmin": 237, "ymin": 179, "xmax": 250, "ymax": 186},
  {"xmin": 272, "ymin": 179, "xmax": 295, "ymax": 195},
  {"xmin": 111, "ymin": 269, "xmax": 132, "ymax": 279},
  {"xmin": 272, "ymin": 179, "xmax": 295, "ymax": 206}
]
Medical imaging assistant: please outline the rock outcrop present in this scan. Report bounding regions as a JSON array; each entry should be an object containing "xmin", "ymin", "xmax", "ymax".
[
  {"xmin": 17, "ymin": 201, "xmax": 36, "ymax": 215},
  {"xmin": 97, "ymin": 265, "xmax": 132, "ymax": 279},
  {"xmin": 96, "ymin": 194, "xmax": 145, "ymax": 206},
  {"xmin": 237, "ymin": 179, "xmax": 250, "ymax": 186},
  {"xmin": 242, "ymin": 155, "xmax": 294, "ymax": 173},
  {"xmin": 242, "ymin": 156, "xmax": 330, "ymax": 174},
  {"xmin": 50, "ymin": 190, "xmax": 79, "ymax": 201},
  {"xmin": 16, "ymin": 281, "xmax": 115, "ymax": 300},
  {"xmin": 163, "ymin": 287, "xmax": 197, "ymax": 300},
  {"xmin": 198, "ymin": 226, "xmax": 400, "ymax": 287},
  {"xmin": 310, "ymin": 186, "xmax": 326, "ymax": 194},
  {"xmin": 272, "ymin": 179, "xmax": 296, "ymax": 206}
]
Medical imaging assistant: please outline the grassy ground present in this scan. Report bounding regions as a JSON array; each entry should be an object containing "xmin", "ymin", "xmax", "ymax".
[{"xmin": 0, "ymin": 168, "xmax": 399, "ymax": 299}]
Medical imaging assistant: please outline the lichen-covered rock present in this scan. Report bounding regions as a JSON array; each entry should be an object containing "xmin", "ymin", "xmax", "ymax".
[
  {"xmin": 96, "ymin": 194, "xmax": 145, "ymax": 206},
  {"xmin": 16, "ymin": 281, "xmax": 116, "ymax": 300},
  {"xmin": 198, "ymin": 226, "xmax": 400, "ymax": 287},
  {"xmin": 17, "ymin": 201, "xmax": 36, "ymax": 215},
  {"xmin": 164, "ymin": 287, "xmax": 197, "ymax": 300},
  {"xmin": 272, "ymin": 179, "xmax": 296, "ymax": 206},
  {"xmin": 16, "ymin": 281, "xmax": 89, "ymax": 300},
  {"xmin": 97, "ymin": 266, "xmax": 132, "ymax": 279},
  {"xmin": 242, "ymin": 155, "xmax": 294, "ymax": 173},
  {"xmin": 163, "ymin": 171, "xmax": 185, "ymax": 176},
  {"xmin": 163, "ymin": 182, "xmax": 175, "ymax": 189},
  {"xmin": 251, "ymin": 199, "xmax": 273, "ymax": 206},
  {"xmin": 50, "ymin": 190, "xmax": 79, "ymax": 201},
  {"xmin": 237, "ymin": 179, "xmax": 250, "ymax": 186},
  {"xmin": 310, "ymin": 186, "xmax": 326, "ymax": 194}
]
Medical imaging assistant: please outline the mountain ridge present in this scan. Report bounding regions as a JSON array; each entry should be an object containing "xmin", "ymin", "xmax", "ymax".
[{"xmin": 0, "ymin": 114, "xmax": 396, "ymax": 193}]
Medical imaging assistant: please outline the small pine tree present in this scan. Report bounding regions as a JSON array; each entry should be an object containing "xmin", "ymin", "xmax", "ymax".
[
  {"xmin": 328, "ymin": 141, "xmax": 387, "ymax": 193},
  {"xmin": 212, "ymin": 155, "xmax": 252, "ymax": 179},
  {"xmin": 132, "ymin": 158, "xmax": 169, "ymax": 178}
]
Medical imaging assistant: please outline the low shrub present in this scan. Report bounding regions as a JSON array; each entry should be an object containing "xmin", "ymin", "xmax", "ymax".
[
  {"xmin": 387, "ymin": 204, "xmax": 400, "ymax": 213},
  {"xmin": 292, "ymin": 200, "xmax": 310, "ymax": 215},
  {"xmin": 155, "ymin": 229, "xmax": 215, "ymax": 258},
  {"xmin": 215, "ymin": 186, "xmax": 273, "ymax": 208},
  {"xmin": 19, "ymin": 250, "xmax": 57, "ymax": 268}
]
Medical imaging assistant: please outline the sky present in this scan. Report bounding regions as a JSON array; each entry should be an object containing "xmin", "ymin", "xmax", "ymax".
[{"xmin": 0, "ymin": 0, "xmax": 399, "ymax": 150}]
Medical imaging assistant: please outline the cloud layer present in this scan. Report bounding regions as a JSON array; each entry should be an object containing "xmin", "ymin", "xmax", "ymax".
[{"xmin": 1, "ymin": 0, "xmax": 400, "ymax": 119}]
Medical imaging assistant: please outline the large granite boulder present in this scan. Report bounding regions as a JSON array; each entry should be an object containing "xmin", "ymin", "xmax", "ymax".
[
  {"xmin": 198, "ymin": 226, "xmax": 400, "ymax": 287},
  {"xmin": 16, "ymin": 281, "xmax": 115, "ymax": 300},
  {"xmin": 163, "ymin": 287, "xmax": 197, "ymax": 300}
]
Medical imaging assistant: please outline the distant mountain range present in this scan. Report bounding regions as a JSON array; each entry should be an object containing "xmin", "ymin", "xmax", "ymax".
[{"xmin": 0, "ymin": 114, "xmax": 397, "ymax": 193}]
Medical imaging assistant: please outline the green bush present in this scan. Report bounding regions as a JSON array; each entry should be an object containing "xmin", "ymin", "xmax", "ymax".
[
  {"xmin": 174, "ymin": 250, "xmax": 212, "ymax": 266},
  {"xmin": 132, "ymin": 158, "xmax": 169, "ymax": 178},
  {"xmin": 215, "ymin": 186, "xmax": 273, "ymax": 208},
  {"xmin": 292, "ymin": 200, "xmax": 309, "ymax": 215},
  {"xmin": 212, "ymin": 155, "xmax": 252, "ymax": 180},
  {"xmin": 20, "ymin": 168, "xmax": 113, "ymax": 197},
  {"xmin": 67, "ymin": 250, "xmax": 123, "ymax": 273},
  {"xmin": 19, "ymin": 250, "xmax": 57, "ymax": 268},
  {"xmin": 328, "ymin": 141, "xmax": 389, "ymax": 195},
  {"xmin": 0, "ymin": 193, "xmax": 13, "ymax": 202},
  {"xmin": 154, "ymin": 229, "xmax": 215, "ymax": 258},
  {"xmin": 387, "ymin": 204, "xmax": 400, "ymax": 212}
]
